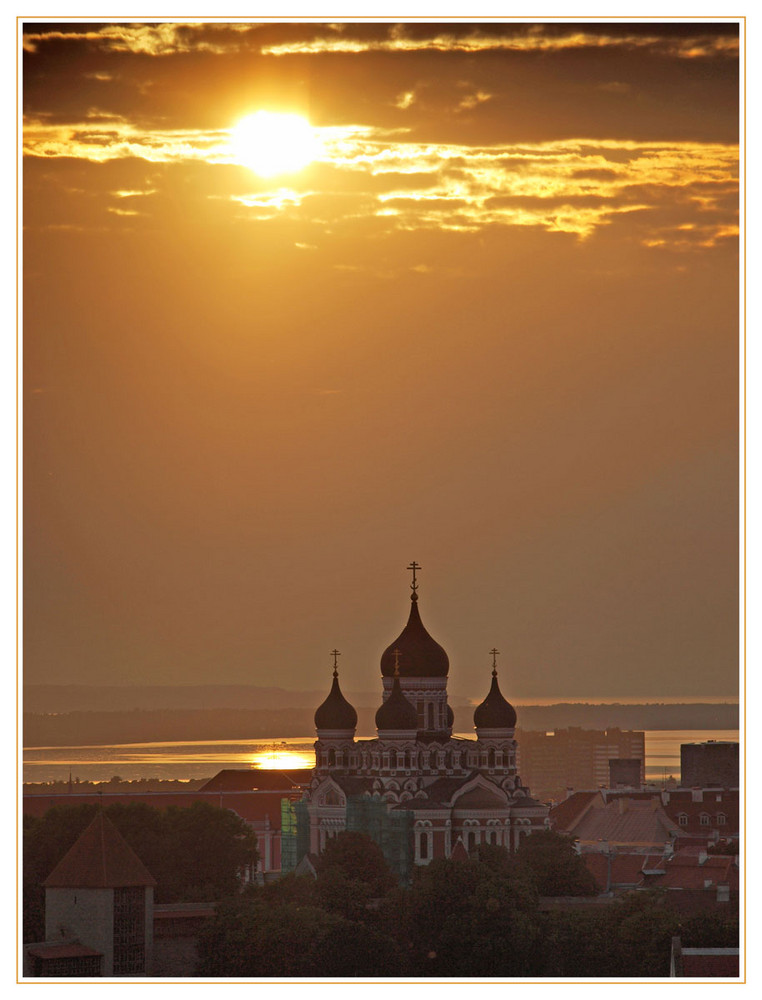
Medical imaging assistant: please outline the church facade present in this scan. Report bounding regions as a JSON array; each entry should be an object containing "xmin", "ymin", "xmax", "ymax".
[{"xmin": 301, "ymin": 565, "xmax": 549, "ymax": 872}]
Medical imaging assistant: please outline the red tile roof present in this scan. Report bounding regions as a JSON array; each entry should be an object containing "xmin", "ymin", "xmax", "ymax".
[
  {"xmin": 644, "ymin": 850, "xmax": 738, "ymax": 890},
  {"xmin": 549, "ymin": 791, "xmax": 599, "ymax": 832},
  {"xmin": 198, "ymin": 768, "xmax": 312, "ymax": 792},
  {"xmin": 583, "ymin": 851, "xmax": 663, "ymax": 891},
  {"xmin": 26, "ymin": 943, "xmax": 102, "ymax": 960},
  {"xmin": 558, "ymin": 796, "xmax": 680, "ymax": 847},
  {"xmin": 450, "ymin": 838, "xmax": 470, "ymax": 862},
  {"xmin": 681, "ymin": 952, "xmax": 739, "ymax": 977},
  {"xmin": 43, "ymin": 811, "xmax": 156, "ymax": 889}
]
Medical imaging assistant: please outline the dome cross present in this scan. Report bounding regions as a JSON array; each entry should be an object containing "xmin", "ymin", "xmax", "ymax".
[
  {"xmin": 490, "ymin": 648, "xmax": 499, "ymax": 676},
  {"xmin": 331, "ymin": 648, "xmax": 340, "ymax": 677}
]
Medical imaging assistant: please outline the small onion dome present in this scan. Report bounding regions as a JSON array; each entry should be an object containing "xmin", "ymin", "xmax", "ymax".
[
  {"xmin": 473, "ymin": 668, "xmax": 517, "ymax": 730},
  {"xmin": 380, "ymin": 594, "xmax": 449, "ymax": 678},
  {"xmin": 314, "ymin": 668, "xmax": 357, "ymax": 732},
  {"xmin": 375, "ymin": 671, "xmax": 418, "ymax": 732}
]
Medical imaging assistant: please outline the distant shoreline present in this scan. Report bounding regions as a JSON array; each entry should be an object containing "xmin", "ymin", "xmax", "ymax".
[{"xmin": 22, "ymin": 701, "xmax": 739, "ymax": 748}]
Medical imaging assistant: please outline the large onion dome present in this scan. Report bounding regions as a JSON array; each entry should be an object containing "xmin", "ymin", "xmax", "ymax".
[
  {"xmin": 376, "ymin": 664, "xmax": 418, "ymax": 732},
  {"xmin": 314, "ymin": 663, "xmax": 357, "ymax": 732},
  {"xmin": 474, "ymin": 663, "xmax": 517, "ymax": 730},
  {"xmin": 380, "ymin": 592, "xmax": 449, "ymax": 678}
]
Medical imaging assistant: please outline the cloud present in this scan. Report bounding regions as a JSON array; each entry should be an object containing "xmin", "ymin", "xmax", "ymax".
[
  {"xmin": 22, "ymin": 21, "xmax": 739, "ymax": 63},
  {"xmin": 260, "ymin": 28, "xmax": 738, "ymax": 60},
  {"xmin": 22, "ymin": 22, "xmax": 257, "ymax": 56},
  {"xmin": 456, "ymin": 91, "xmax": 492, "ymax": 113},
  {"xmin": 23, "ymin": 108, "xmax": 737, "ymax": 247}
]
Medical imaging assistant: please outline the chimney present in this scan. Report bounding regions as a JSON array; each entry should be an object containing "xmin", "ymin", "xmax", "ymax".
[{"xmin": 698, "ymin": 850, "xmax": 708, "ymax": 865}]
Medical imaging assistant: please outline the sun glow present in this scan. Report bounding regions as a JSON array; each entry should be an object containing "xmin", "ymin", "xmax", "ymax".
[
  {"xmin": 252, "ymin": 749, "xmax": 315, "ymax": 770},
  {"xmin": 230, "ymin": 111, "xmax": 322, "ymax": 176}
]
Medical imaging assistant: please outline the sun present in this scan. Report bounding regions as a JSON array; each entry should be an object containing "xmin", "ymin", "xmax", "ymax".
[{"xmin": 229, "ymin": 111, "xmax": 322, "ymax": 177}]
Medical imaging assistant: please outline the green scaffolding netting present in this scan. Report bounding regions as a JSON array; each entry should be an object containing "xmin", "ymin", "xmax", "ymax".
[{"xmin": 281, "ymin": 794, "xmax": 415, "ymax": 882}]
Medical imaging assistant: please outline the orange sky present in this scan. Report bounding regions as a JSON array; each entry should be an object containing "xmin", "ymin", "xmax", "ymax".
[{"xmin": 22, "ymin": 19, "xmax": 740, "ymax": 704}]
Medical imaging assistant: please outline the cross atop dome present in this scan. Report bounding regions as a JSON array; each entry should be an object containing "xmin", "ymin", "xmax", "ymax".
[
  {"xmin": 490, "ymin": 648, "xmax": 499, "ymax": 676},
  {"xmin": 314, "ymin": 650, "xmax": 357, "ymax": 732},
  {"xmin": 407, "ymin": 561, "xmax": 421, "ymax": 600}
]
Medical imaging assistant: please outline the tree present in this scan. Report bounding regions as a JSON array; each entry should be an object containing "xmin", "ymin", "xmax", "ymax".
[
  {"xmin": 196, "ymin": 895, "xmax": 401, "ymax": 976},
  {"xmin": 514, "ymin": 829, "xmax": 598, "ymax": 896},
  {"xmin": 154, "ymin": 801, "xmax": 258, "ymax": 902},
  {"xmin": 316, "ymin": 831, "xmax": 396, "ymax": 896},
  {"xmin": 404, "ymin": 856, "xmax": 541, "ymax": 976}
]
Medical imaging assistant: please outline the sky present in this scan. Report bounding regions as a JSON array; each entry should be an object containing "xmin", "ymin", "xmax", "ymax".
[{"xmin": 22, "ymin": 18, "xmax": 740, "ymax": 704}]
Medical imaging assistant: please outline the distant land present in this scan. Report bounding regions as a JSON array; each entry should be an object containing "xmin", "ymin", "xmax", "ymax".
[
  {"xmin": 22, "ymin": 688, "xmax": 739, "ymax": 748},
  {"xmin": 24, "ymin": 684, "xmax": 382, "ymax": 714}
]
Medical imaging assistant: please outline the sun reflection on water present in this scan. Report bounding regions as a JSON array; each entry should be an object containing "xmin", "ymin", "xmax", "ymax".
[{"xmin": 251, "ymin": 750, "xmax": 315, "ymax": 770}]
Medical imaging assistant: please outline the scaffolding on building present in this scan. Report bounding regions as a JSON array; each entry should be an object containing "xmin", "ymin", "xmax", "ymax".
[
  {"xmin": 280, "ymin": 797, "xmax": 310, "ymax": 873},
  {"xmin": 346, "ymin": 795, "xmax": 414, "ymax": 884}
]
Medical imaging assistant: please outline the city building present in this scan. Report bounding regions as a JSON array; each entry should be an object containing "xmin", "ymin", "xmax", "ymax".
[
  {"xmin": 517, "ymin": 727, "xmax": 645, "ymax": 802},
  {"xmin": 681, "ymin": 741, "xmax": 739, "ymax": 789},
  {"xmin": 661, "ymin": 787, "xmax": 739, "ymax": 845},
  {"xmin": 282, "ymin": 566, "xmax": 549, "ymax": 879}
]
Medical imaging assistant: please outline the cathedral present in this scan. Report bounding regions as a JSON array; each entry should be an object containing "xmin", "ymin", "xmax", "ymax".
[{"xmin": 301, "ymin": 565, "xmax": 549, "ymax": 873}]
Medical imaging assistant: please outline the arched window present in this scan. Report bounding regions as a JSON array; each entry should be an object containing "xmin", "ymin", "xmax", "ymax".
[
  {"xmin": 488, "ymin": 748, "xmax": 496, "ymax": 769},
  {"xmin": 416, "ymin": 822, "xmax": 433, "ymax": 863},
  {"xmin": 463, "ymin": 819, "xmax": 479, "ymax": 851},
  {"xmin": 427, "ymin": 703, "xmax": 435, "ymax": 730},
  {"xmin": 328, "ymin": 748, "xmax": 336, "ymax": 766},
  {"xmin": 678, "ymin": 813, "xmax": 688, "ymax": 826},
  {"xmin": 700, "ymin": 813, "xmax": 710, "ymax": 826},
  {"xmin": 717, "ymin": 812, "xmax": 727, "ymax": 826}
]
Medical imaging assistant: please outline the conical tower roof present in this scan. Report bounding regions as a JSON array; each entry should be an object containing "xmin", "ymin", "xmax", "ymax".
[
  {"xmin": 380, "ymin": 564, "xmax": 449, "ymax": 678},
  {"xmin": 43, "ymin": 811, "xmax": 156, "ymax": 889},
  {"xmin": 474, "ymin": 651, "xmax": 517, "ymax": 730},
  {"xmin": 314, "ymin": 653, "xmax": 357, "ymax": 732}
]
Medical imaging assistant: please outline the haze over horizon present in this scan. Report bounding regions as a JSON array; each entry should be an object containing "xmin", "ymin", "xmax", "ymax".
[{"xmin": 23, "ymin": 20, "xmax": 739, "ymax": 706}]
